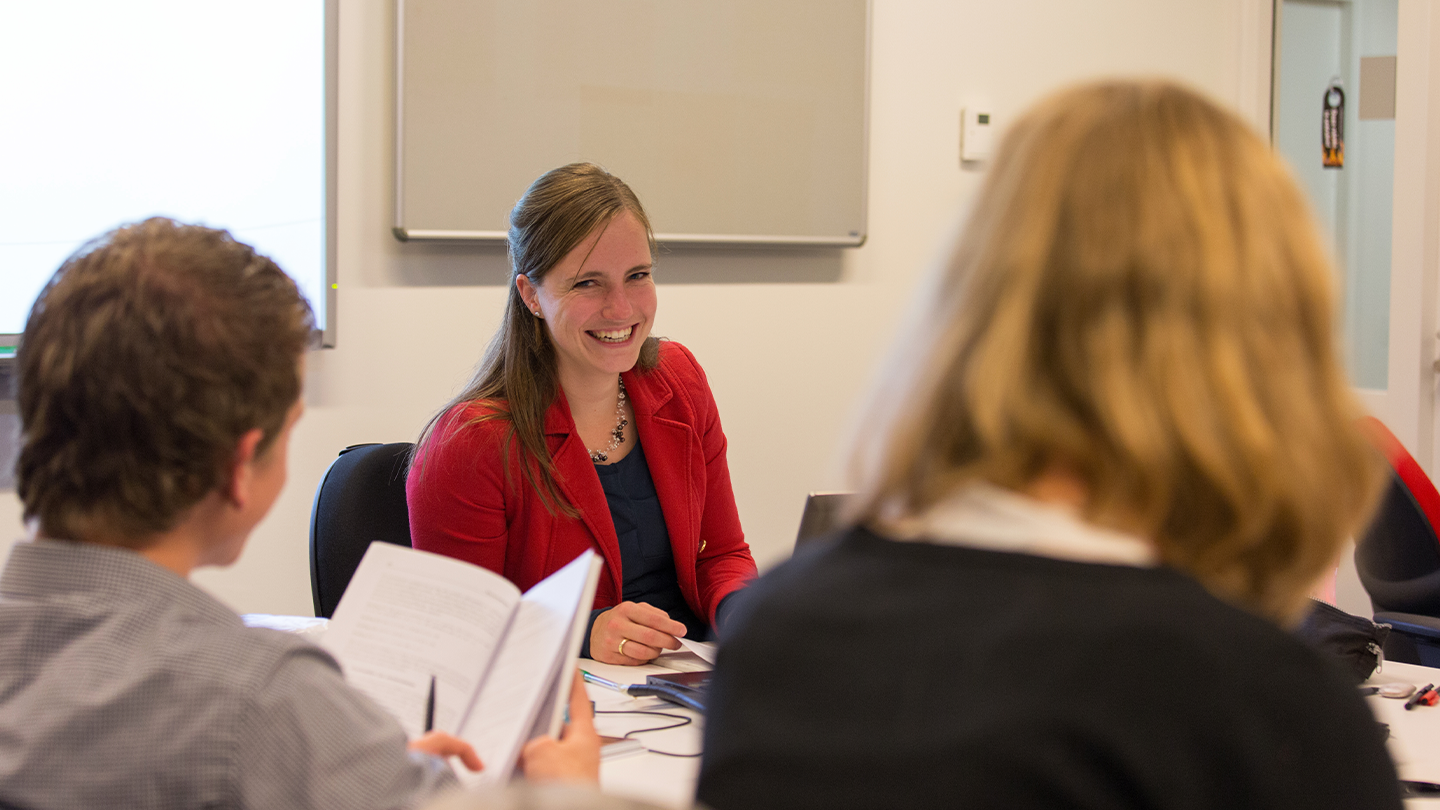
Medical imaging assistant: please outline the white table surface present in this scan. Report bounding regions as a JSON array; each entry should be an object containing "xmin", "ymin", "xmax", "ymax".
[
  {"xmin": 1366, "ymin": 660, "xmax": 1440, "ymax": 804},
  {"xmin": 582, "ymin": 654, "xmax": 707, "ymax": 809}
]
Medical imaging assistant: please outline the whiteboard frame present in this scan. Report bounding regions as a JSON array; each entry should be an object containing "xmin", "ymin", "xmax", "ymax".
[{"xmin": 392, "ymin": 1, "xmax": 871, "ymax": 249}]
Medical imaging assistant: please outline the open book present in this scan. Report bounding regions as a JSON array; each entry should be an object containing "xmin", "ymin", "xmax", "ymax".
[{"xmin": 320, "ymin": 543, "xmax": 603, "ymax": 785}]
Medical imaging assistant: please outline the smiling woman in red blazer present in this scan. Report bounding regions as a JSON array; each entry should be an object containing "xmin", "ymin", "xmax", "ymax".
[{"xmin": 407, "ymin": 163, "xmax": 756, "ymax": 666}]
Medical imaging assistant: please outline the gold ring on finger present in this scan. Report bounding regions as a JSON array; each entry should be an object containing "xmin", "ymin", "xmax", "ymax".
[{"xmin": 618, "ymin": 637, "xmax": 630, "ymax": 657}]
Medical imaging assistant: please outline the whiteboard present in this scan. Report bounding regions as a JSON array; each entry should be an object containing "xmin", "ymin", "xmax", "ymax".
[
  {"xmin": 394, "ymin": 0, "xmax": 870, "ymax": 247},
  {"xmin": 0, "ymin": 0, "xmax": 336, "ymax": 354}
]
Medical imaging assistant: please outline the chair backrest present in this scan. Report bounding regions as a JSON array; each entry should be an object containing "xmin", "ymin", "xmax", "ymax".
[
  {"xmin": 309, "ymin": 442, "xmax": 415, "ymax": 618},
  {"xmin": 1355, "ymin": 418, "xmax": 1440, "ymax": 615}
]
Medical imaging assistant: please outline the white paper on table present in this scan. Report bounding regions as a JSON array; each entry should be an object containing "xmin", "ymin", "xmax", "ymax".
[{"xmin": 678, "ymin": 638, "xmax": 716, "ymax": 664}]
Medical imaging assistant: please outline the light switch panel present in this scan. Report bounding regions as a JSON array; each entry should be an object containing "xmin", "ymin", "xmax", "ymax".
[{"xmin": 961, "ymin": 108, "xmax": 993, "ymax": 163}]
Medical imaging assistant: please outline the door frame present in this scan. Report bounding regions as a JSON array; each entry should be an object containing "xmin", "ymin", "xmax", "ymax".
[{"xmin": 1354, "ymin": 0, "xmax": 1438, "ymax": 472}]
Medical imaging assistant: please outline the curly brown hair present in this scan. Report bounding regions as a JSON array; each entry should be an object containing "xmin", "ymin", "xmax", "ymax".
[{"xmin": 16, "ymin": 217, "xmax": 314, "ymax": 545}]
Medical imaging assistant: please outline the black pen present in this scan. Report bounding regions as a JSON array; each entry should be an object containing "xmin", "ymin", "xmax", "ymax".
[
  {"xmin": 1401, "ymin": 780, "xmax": 1440, "ymax": 797},
  {"xmin": 1404, "ymin": 683, "xmax": 1433, "ymax": 711},
  {"xmin": 424, "ymin": 675, "xmax": 436, "ymax": 732}
]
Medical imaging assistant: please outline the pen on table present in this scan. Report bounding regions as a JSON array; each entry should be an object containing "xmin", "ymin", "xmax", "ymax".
[
  {"xmin": 580, "ymin": 669, "xmax": 706, "ymax": 713},
  {"xmin": 424, "ymin": 675, "xmax": 436, "ymax": 732},
  {"xmin": 1404, "ymin": 683, "xmax": 1434, "ymax": 711},
  {"xmin": 581, "ymin": 669, "xmax": 623, "ymax": 691}
]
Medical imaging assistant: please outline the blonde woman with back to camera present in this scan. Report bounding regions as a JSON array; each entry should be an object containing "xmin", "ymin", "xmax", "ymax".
[{"xmin": 697, "ymin": 80, "xmax": 1402, "ymax": 809}]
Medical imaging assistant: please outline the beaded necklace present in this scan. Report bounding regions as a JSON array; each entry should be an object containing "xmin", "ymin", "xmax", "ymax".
[{"xmin": 588, "ymin": 376, "xmax": 628, "ymax": 463}]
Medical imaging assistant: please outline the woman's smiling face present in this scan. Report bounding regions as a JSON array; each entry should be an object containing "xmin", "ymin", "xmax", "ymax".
[{"xmin": 517, "ymin": 209, "xmax": 656, "ymax": 388}]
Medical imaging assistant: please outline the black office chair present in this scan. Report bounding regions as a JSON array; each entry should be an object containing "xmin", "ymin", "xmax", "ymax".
[
  {"xmin": 308, "ymin": 442, "xmax": 415, "ymax": 618},
  {"xmin": 1354, "ymin": 417, "xmax": 1440, "ymax": 666}
]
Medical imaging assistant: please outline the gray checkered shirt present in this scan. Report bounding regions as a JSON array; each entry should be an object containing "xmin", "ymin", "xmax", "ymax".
[{"xmin": 0, "ymin": 539, "xmax": 458, "ymax": 809}]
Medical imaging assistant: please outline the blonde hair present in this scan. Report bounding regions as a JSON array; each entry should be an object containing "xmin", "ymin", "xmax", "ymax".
[{"xmin": 849, "ymin": 80, "xmax": 1382, "ymax": 622}]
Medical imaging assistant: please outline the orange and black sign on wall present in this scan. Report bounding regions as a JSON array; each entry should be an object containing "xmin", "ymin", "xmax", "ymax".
[{"xmin": 1323, "ymin": 83, "xmax": 1345, "ymax": 169}]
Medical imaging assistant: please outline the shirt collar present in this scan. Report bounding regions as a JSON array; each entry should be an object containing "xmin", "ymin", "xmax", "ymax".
[
  {"xmin": 879, "ymin": 481, "xmax": 1158, "ymax": 567},
  {"xmin": 1, "ymin": 538, "xmax": 241, "ymax": 626}
]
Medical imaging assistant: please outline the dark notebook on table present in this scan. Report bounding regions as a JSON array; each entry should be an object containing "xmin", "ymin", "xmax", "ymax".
[{"xmin": 645, "ymin": 670, "xmax": 711, "ymax": 709}]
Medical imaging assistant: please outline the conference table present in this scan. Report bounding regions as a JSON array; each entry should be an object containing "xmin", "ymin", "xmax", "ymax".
[
  {"xmin": 248, "ymin": 615, "xmax": 1440, "ymax": 807},
  {"xmin": 597, "ymin": 656, "xmax": 1440, "ymax": 809},
  {"xmin": 595, "ymin": 656, "xmax": 1440, "ymax": 809}
]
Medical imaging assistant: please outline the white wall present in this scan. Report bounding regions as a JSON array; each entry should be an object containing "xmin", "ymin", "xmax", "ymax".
[{"xmin": 0, "ymin": 0, "xmax": 1266, "ymax": 615}]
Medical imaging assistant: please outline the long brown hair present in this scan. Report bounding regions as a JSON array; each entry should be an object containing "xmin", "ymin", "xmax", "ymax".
[
  {"xmin": 416, "ymin": 163, "xmax": 659, "ymax": 514},
  {"xmin": 848, "ymin": 81, "xmax": 1383, "ymax": 622}
]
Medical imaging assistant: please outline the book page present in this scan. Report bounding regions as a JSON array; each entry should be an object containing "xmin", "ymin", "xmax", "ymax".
[
  {"xmin": 321, "ymin": 543, "xmax": 520, "ymax": 738},
  {"xmin": 536, "ymin": 553, "xmax": 605, "ymax": 738},
  {"xmin": 456, "ymin": 550, "xmax": 601, "ymax": 784}
]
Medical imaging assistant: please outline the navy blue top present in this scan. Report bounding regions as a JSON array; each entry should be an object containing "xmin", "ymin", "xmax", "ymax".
[{"xmin": 580, "ymin": 438, "xmax": 707, "ymax": 658}]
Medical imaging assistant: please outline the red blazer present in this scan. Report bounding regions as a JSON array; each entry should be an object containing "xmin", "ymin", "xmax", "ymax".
[{"xmin": 407, "ymin": 341, "xmax": 756, "ymax": 623}]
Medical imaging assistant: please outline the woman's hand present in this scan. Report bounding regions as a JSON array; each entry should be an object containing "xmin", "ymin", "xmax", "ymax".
[
  {"xmin": 590, "ymin": 601, "xmax": 686, "ymax": 665},
  {"xmin": 408, "ymin": 731, "xmax": 483, "ymax": 772},
  {"xmin": 520, "ymin": 670, "xmax": 602, "ymax": 783}
]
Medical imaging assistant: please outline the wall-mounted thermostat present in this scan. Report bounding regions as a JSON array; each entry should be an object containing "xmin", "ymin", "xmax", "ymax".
[{"xmin": 961, "ymin": 108, "xmax": 993, "ymax": 163}]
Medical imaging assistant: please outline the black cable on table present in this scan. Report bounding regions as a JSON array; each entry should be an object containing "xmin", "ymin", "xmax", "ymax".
[{"xmin": 595, "ymin": 709, "xmax": 702, "ymax": 758}]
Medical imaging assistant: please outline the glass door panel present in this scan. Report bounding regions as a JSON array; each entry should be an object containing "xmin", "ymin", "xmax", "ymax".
[{"xmin": 1274, "ymin": 0, "xmax": 1398, "ymax": 390}]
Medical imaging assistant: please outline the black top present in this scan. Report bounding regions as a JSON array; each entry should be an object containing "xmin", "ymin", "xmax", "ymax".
[
  {"xmin": 698, "ymin": 526, "xmax": 1403, "ymax": 810},
  {"xmin": 580, "ymin": 439, "xmax": 705, "ymax": 657}
]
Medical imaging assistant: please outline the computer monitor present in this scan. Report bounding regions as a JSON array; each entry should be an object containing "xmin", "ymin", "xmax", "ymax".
[{"xmin": 794, "ymin": 492, "xmax": 854, "ymax": 549}]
